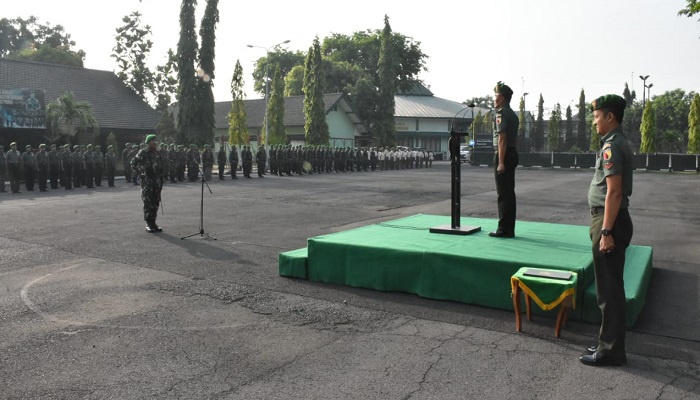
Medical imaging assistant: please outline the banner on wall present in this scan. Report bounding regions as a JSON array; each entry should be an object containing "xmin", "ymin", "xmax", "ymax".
[{"xmin": 0, "ymin": 88, "xmax": 46, "ymax": 129}]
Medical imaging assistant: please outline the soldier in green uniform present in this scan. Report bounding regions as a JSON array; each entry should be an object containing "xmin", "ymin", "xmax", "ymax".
[
  {"xmin": 72, "ymin": 145, "xmax": 82, "ymax": 188},
  {"xmin": 579, "ymin": 94, "xmax": 634, "ymax": 367},
  {"xmin": 202, "ymin": 144, "xmax": 214, "ymax": 181},
  {"xmin": 83, "ymin": 144, "xmax": 95, "ymax": 188},
  {"xmin": 6, "ymin": 143, "xmax": 21, "ymax": 193},
  {"xmin": 228, "ymin": 145, "xmax": 239, "ymax": 179},
  {"xmin": 256, "ymin": 145, "xmax": 267, "ymax": 177},
  {"xmin": 48, "ymin": 144, "xmax": 60, "ymax": 189},
  {"xmin": 105, "ymin": 145, "xmax": 117, "ymax": 187},
  {"xmin": 94, "ymin": 145, "xmax": 104, "ymax": 186},
  {"xmin": 36, "ymin": 144, "xmax": 49, "ymax": 192},
  {"xmin": 61, "ymin": 145, "xmax": 73, "ymax": 190},
  {"xmin": 217, "ymin": 145, "xmax": 227, "ymax": 180},
  {"xmin": 21, "ymin": 145, "xmax": 36, "ymax": 192},
  {"xmin": 489, "ymin": 81, "xmax": 519, "ymax": 238},
  {"xmin": 0, "ymin": 145, "xmax": 6, "ymax": 193},
  {"xmin": 122, "ymin": 143, "xmax": 132, "ymax": 183},
  {"xmin": 131, "ymin": 134, "xmax": 165, "ymax": 233}
]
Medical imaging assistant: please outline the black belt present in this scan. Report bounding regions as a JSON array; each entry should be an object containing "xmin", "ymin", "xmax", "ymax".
[{"xmin": 590, "ymin": 206, "xmax": 604, "ymax": 215}]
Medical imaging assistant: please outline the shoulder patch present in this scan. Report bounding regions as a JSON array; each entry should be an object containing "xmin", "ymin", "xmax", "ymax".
[
  {"xmin": 602, "ymin": 143, "xmax": 612, "ymax": 150},
  {"xmin": 496, "ymin": 116, "xmax": 502, "ymax": 125}
]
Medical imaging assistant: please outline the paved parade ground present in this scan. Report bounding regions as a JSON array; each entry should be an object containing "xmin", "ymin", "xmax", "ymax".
[{"xmin": 1, "ymin": 162, "xmax": 699, "ymax": 399}]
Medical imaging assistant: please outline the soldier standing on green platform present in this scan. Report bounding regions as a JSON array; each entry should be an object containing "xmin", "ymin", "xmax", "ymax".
[
  {"xmin": 489, "ymin": 81, "xmax": 519, "ymax": 238},
  {"xmin": 579, "ymin": 94, "xmax": 634, "ymax": 367},
  {"xmin": 131, "ymin": 134, "xmax": 164, "ymax": 233}
]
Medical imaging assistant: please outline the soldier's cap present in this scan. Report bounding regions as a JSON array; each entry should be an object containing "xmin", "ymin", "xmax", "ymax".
[
  {"xmin": 177, "ymin": 144, "xmax": 184, "ymax": 148},
  {"xmin": 50, "ymin": 144, "xmax": 56, "ymax": 148},
  {"xmin": 591, "ymin": 94, "xmax": 626, "ymax": 112},
  {"xmin": 95, "ymin": 145, "xmax": 101, "ymax": 149},
  {"xmin": 10, "ymin": 142, "xmax": 16, "ymax": 146},
  {"xmin": 39, "ymin": 144, "xmax": 46, "ymax": 148},
  {"xmin": 204, "ymin": 144, "xmax": 210, "ymax": 148},
  {"xmin": 132, "ymin": 144, "xmax": 138, "ymax": 148},
  {"xmin": 73, "ymin": 145, "xmax": 79, "ymax": 149},
  {"xmin": 145, "ymin": 134, "xmax": 157, "ymax": 144},
  {"xmin": 108, "ymin": 145, "xmax": 113, "ymax": 149},
  {"xmin": 190, "ymin": 144, "xmax": 196, "ymax": 147},
  {"xmin": 26, "ymin": 145, "xmax": 31, "ymax": 149},
  {"xmin": 494, "ymin": 81, "xmax": 513, "ymax": 97},
  {"xmin": 87, "ymin": 144, "xmax": 93, "ymax": 148}
]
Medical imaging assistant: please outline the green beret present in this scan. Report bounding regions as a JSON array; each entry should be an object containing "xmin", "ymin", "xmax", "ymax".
[
  {"xmin": 494, "ymin": 81, "xmax": 513, "ymax": 97},
  {"xmin": 107, "ymin": 145, "xmax": 113, "ymax": 149},
  {"xmin": 39, "ymin": 144, "xmax": 46, "ymax": 148},
  {"xmin": 132, "ymin": 144, "xmax": 138, "ymax": 148},
  {"xmin": 145, "ymin": 134, "xmax": 156, "ymax": 144},
  {"xmin": 591, "ymin": 94, "xmax": 626, "ymax": 112}
]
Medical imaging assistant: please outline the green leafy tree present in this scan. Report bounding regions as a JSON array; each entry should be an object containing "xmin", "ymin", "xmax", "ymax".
[
  {"xmin": 588, "ymin": 112, "xmax": 599, "ymax": 152},
  {"xmin": 535, "ymin": 93, "xmax": 545, "ymax": 151},
  {"xmin": 176, "ymin": 0, "xmax": 199, "ymax": 145},
  {"xmin": 688, "ymin": 93, "xmax": 700, "ymax": 153},
  {"xmin": 375, "ymin": 15, "xmax": 397, "ymax": 147},
  {"xmin": 267, "ymin": 65, "xmax": 287, "ymax": 145},
  {"xmin": 195, "ymin": 0, "xmax": 219, "ymax": 146},
  {"xmin": 156, "ymin": 111, "xmax": 177, "ymax": 142},
  {"xmin": 283, "ymin": 65, "xmax": 304, "ymax": 97},
  {"xmin": 251, "ymin": 48, "xmax": 305, "ymax": 96},
  {"xmin": 547, "ymin": 104, "xmax": 561, "ymax": 151},
  {"xmin": 471, "ymin": 111, "xmax": 484, "ymax": 135},
  {"xmin": 153, "ymin": 49, "xmax": 178, "ymax": 112},
  {"xmin": 227, "ymin": 60, "xmax": 248, "ymax": 146},
  {"xmin": 622, "ymin": 82, "xmax": 636, "ymax": 106},
  {"xmin": 303, "ymin": 37, "xmax": 329, "ymax": 145},
  {"xmin": 652, "ymin": 89, "xmax": 694, "ymax": 152},
  {"xmin": 112, "ymin": 12, "xmax": 155, "ymax": 101},
  {"xmin": 678, "ymin": 0, "xmax": 700, "ymax": 18},
  {"xmin": 640, "ymin": 100, "xmax": 656, "ymax": 154},
  {"xmin": 0, "ymin": 16, "xmax": 85, "ymax": 65},
  {"xmin": 352, "ymin": 75, "xmax": 379, "ymax": 140},
  {"xmin": 518, "ymin": 96, "xmax": 526, "ymax": 138},
  {"xmin": 45, "ymin": 91, "xmax": 99, "ymax": 142},
  {"xmin": 465, "ymin": 95, "xmax": 495, "ymax": 109},
  {"xmin": 577, "ymin": 89, "xmax": 587, "ymax": 149}
]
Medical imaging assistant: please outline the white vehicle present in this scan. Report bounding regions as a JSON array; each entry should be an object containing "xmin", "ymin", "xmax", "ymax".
[{"xmin": 459, "ymin": 145, "xmax": 471, "ymax": 162}]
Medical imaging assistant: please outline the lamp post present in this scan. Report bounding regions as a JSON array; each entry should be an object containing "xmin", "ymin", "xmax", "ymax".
[
  {"xmin": 247, "ymin": 40, "xmax": 291, "ymax": 147},
  {"xmin": 639, "ymin": 75, "xmax": 650, "ymax": 105}
]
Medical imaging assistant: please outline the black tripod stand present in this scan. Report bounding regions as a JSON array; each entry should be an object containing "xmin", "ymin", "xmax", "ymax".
[{"xmin": 181, "ymin": 164, "xmax": 217, "ymax": 240}]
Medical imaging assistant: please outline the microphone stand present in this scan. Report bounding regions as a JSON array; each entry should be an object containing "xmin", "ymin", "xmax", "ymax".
[
  {"xmin": 430, "ymin": 104, "xmax": 481, "ymax": 236},
  {"xmin": 181, "ymin": 163, "xmax": 217, "ymax": 240}
]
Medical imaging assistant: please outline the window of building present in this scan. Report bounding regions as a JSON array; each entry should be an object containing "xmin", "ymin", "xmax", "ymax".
[{"xmin": 422, "ymin": 137, "xmax": 441, "ymax": 152}]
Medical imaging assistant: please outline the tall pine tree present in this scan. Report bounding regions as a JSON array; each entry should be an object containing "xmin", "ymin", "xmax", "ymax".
[
  {"xmin": 577, "ymin": 89, "xmax": 587, "ymax": 150},
  {"xmin": 227, "ymin": 60, "xmax": 248, "ymax": 146},
  {"xmin": 196, "ymin": 0, "xmax": 219, "ymax": 146},
  {"xmin": 303, "ymin": 36, "xmax": 329, "ymax": 145},
  {"xmin": 535, "ymin": 93, "xmax": 545, "ymax": 151},
  {"xmin": 688, "ymin": 93, "xmax": 700, "ymax": 154},
  {"xmin": 547, "ymin": 104, "xmax": 560, "ymax": 152},
  {"xmin": 267, "ymin": 65, "xmax": 287, "ymax": 145},
  {"xmin": 376, "ymin": 15, "xmax": 397, "ymax": 147},
  {"xmin": 176, "ymin": 0, "xmax": 199, "ymax": 145},
  {"xmin": 518, "ymin": 96, "xmax": 526, "ymax": 149},
  {"xmin": 565, "ymin": 105, "xmax": 573, "ymax": 150},
  {"xmin": 640, "ymin": 100, "xmax": 656, "ymax": 154}
]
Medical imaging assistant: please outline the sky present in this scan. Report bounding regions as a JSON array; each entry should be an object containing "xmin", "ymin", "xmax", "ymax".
[{"xmin": 7, "ymin": 0, "xmax": 700, "ymax": 114}]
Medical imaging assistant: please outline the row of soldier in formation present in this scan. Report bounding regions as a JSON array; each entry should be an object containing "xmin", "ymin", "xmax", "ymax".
[{"xmin": 0, "ymin": 142, "xmax": 119, "ymax": 193}]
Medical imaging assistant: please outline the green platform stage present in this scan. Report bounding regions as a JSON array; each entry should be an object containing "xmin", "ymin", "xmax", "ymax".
[{"xmin": 279, "ymin": 214, "xmax": 653, "ymax": 327}]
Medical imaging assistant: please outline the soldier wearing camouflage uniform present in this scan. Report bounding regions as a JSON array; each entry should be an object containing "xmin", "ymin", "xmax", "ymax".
[
  {"xmin": 202, "ymin": 144, "xmax": 214, "ymax": 181},
  {"xmin": 131, "ymin": 134, "xmax": 164, "ymax": 233},
  {"xmin": 228, "ymin": 145, "xmax": 239, "ymax": 179}
]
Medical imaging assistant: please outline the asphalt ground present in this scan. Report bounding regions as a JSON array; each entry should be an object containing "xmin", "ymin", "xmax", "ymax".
[{"xmin": 1, "ymin": 162, "xmax": 699, "ymax": 399}]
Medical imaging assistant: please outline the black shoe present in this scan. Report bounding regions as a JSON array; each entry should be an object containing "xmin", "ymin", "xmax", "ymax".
[
  {"xmin": 489, "ymin": 229, "xmax": 514, "ymax": 238},
  {"xmin": 146, "ymin": 225, "xmax": 157, "ymax": 233},
  {"xmin": 587, "ymin": 345, "xmax": 598, "ymax": 354},
  {"xmin": 153, "ymin": 224, "xmax": 163, "ymax": 232},
  {"xmin": 579, "ymin": 352, "xmax": 626, "ymax": 367}
]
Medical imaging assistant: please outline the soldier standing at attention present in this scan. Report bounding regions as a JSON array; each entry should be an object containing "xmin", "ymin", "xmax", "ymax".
[
  {"xmin": 0, "ymin": 145, "xmax": 6, "ymax": 193},
  {"xmin": 83, "ymin": 144, "xmax": 95, "ymax": 188},
  {"xmin": 131, "ymin": 134, "xmax": 164, "ymax": 233},
  {"xmin": 61, "ymin": 145, "xmax": 73, "ymax": 190},
  {"xmin": 202, "ymin": 144, "xmax": 214, "ymax": 181},
  {"xmin": 579, "ymin": 95, "xmax": 634, "ymax": 367},
  {"xmin": 228, "ymin": 145, "xmax": 239, "ymax": 179},
  {"xmin": 72, "ymin": 145, "xmax": 82, "ymax": 188},
  {"xmin": 48, "ymin": 143, "xmax": 60, "ymax": 189},
  {"xmin": 105, "ymin": 145, "xmax": 116, "ymax": 187},
  {"xmin": 168, "ymin": 144, "xmax": 178, "ymax": 183},
  {"xmin": 94, "ymin": 145, "xmax": 104, "ymax": 186},
  {"xmin": 21, "ymin": 145, "xmax": 36, "ymax": 192},
  {"xmin": 36, "ymin": 144, "xmax": 49, "ymax": 192},
  {"xmin": 217, "ymin": 145, "xmax": 227, "ymax": 180},
  {"xmin": 242, "ymin": 145, "xmax": 252, "ymax": 178},
  {"xmin": 256, "ymin": 145, "xmax": 267, "ymax": 177},
  {"xmin": 489, "ymin": 81, "xmax": 519, "ymax": 238},
  {"xmin": 6, "ymin": 143, "xmax": 21, "ymax": 193}
]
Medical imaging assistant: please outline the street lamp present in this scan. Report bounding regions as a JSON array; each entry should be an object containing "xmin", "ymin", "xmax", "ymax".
[
  {"xmin": 639, "ymin": 75, "xmax": 650, "ymax": 105},
  {"xmin": 247, "ymin": 39, "xmax": 291, "ymax": 147}
]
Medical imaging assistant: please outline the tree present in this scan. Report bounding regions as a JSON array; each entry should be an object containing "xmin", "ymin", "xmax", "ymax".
[
  {"xmin": 535, "ymin": 93, "xmax": 545, "ymax": 151},
  {"xmin": 227, "ymin": 60, "xmax": 248, "ymax": 146},
  {"xmin": 565, "ymin": 105, "xmax": 573, "ymax": 150},
  {"xmin": 688, "ymin": 94, "xmax": 700, "ymax": 154},
  {"xmin": 640, "ymin": 100, "xmax": 656, "ymax": 154},
  {"xmin": 112, "ymin": 12, "xmax": 155, "ymax": 101},
  {"xmin": 303, "ymin": 37, "xmax": 329, "ymax": 145},
  {"xmin": 547, "ymin": 104, "xmax": 561, "ymax": 151},
  {"xmin": 374, "ymin": 15, "xmax": 397, "ymax": 147},
  {"xmin": 195, "ymin": 0, "xmax": 219, "ymax": 146},
  {"xmin": 175, "ymin": 0, "xmax": 199, "ymax": 145},
  {"xmin": 283, "ymin": 65, "xmax": 304, "ymax": 97},
  {"xmin": 678, "ymin": 0, "xmax": 700, "ymax": 18},
  {"xmin": 267, "ymin": 65, "xmax": 287, "ymax": 145},
  {"xmin": 588, "ymin": 112, "xmax": 599, "ymax": 152},
  {"xmin": 0, "ymin": 16, "xmax": 85, "ymax": 66},
  {"xmin": 471, "ymin": 111, "xmax": 485, "ymax": 135},
  {"xmin": 156, "ymin": 111, "xmax": 177, "ymax": 142},
  {"xmin": 251, "ymin": 49, "xmax": 306, "ymax": 96},
  {"xmin": 152, "ymin": 49, "xmax": 179, "ymax": 112},
  {"xmin": 652, "ymin": 89, "xmax": 694, "ymax": 152},
  {"xmin": 622, "ymin": 82, "xmax": 636, "ymax": 106},
  {"xmin": 465, "ymin": 95, "xmax": 494, "ymax": 109},
  {"xmin": 45, "ymin": 91, "xmax": 99, "ymax": 142},
  {"xmin": 577, "ymin": 89, "xmax": 587, "ymax": 150}
]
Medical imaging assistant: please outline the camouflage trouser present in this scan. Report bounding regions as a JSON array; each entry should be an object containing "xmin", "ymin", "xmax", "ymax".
[{"xmin": 141, "ymin": 178, "xmax": 162, "ymax": 221}]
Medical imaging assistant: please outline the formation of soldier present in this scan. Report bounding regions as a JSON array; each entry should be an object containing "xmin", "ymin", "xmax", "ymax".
[
  {"xmin": 0, "ymin": 142, "xmax": 118, "ymax": 193},
  {"xmin": 1, "ymin": 142, "xmax": 436, "ymax": 194}
]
